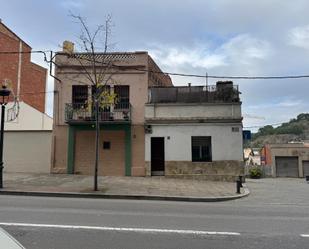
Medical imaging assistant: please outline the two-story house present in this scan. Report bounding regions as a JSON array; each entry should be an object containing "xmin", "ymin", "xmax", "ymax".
[
  {"xmin": 52, "ymin": 42, "xmax": 244, "ymax": 180},
  {"xmin": 145, "ymin": 81, "xmax": 244, "ymax": 181},
  {"xmin": 51, "ymin": 43, "xmax": 172, "ymax": 176}
]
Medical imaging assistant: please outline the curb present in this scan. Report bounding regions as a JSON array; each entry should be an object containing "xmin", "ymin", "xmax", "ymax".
[{"xmin": 0, "ymin": 186, "xmax": 250, "ymax": 203}]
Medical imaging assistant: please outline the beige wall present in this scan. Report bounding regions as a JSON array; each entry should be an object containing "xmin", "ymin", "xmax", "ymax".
[
  {"xmin": 269, "ymin": 145, "xmax": 309, "ymax": 177},
  {"xmin": 54, "ymin": 72, "xmax": 149, "ymax": 126},
  {"xmin": 131, "ymin": 125, "xmax": 146, "ymax": 176},
  {"xmin": 4, "ymin": 131, "xmax": 51, "ymax": 173},
  {"xmin": 75, "ymin": 130, "xmax": 125, "ymax": 176},
  {"xmin": 54, "ymin": 52, "xmax": 150, "ymax": 126},
  {"xmin": 51, "ymin": 125, "xmax": 68, "ymax": 173}
]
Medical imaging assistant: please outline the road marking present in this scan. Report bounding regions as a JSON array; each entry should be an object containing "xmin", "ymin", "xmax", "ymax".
[
  {"xmin": 0, "ymin": 222, "xmax": 240, "ymax": 236},
  {"xmin": 301, "ymin": 234, "xmax": 309, "ymax": 238}
]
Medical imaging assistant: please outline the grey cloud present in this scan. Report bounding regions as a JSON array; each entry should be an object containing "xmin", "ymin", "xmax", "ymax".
[{"xmin": 1, "ymin": 0, "xmax": 309, "ymax": 127}]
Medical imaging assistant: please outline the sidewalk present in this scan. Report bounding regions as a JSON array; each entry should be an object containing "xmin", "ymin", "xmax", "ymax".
[{"xmin": 0, "ymin": 173, "xmax": 249, "ymax": 202}]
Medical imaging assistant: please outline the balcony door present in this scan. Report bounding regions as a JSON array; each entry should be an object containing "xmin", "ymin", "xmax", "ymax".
[
  {"xmin": 92, "ymin": 85, "xmax": 111, "ymax": 120},
  {"xmin": 72, "ymin": 85, "xmax": 88, "ymax": 106},
  {"xmin": 114, "ymin": 85, "xmax": 129, "ymax": 109}
]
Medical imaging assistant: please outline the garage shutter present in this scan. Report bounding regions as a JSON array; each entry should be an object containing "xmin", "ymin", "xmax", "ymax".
[
  {"xmin": 275, "ymin": 157, "xmax": 299, "ymax": 177},
  {"xmin": 303, "ymin": 161, "xmax": 309, "ymax": 177}
]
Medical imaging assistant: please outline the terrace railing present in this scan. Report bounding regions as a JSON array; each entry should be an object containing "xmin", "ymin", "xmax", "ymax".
[{"xmin": 148, "ymin": 85, "xmax": 240, "ymax": 104}]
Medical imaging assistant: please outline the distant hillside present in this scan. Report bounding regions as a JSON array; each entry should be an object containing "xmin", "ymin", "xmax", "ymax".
[{"xmin": 249, "ymin": 113, "xmax": 309, "ymax": 147}]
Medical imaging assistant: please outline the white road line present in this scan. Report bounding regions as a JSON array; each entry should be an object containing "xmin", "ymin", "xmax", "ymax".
[
  {"xmin": 0, "ymin": 222, "xmax": 240, "ymax": 236},
  {"xmin": 301, "ymin": 234, "xmax": 309, "ymax": 238}
]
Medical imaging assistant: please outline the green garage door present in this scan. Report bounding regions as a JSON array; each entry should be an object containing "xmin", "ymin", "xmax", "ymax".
[
  {"xmin": 303, "ymin": 161, "xmax": 309, "ymax": 177},
  {"xmin": 275, "ymin": 156, "xmax": 299, "ymax": 177}
]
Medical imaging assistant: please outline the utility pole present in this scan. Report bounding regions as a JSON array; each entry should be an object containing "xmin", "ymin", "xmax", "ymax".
[{"xmin": 0, "ymin": 82, "xmax": 11, "ymax": 188}]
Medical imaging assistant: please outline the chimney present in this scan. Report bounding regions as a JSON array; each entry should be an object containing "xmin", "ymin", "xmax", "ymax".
[
  {"xmin": 62, "ymin": 40, "xmax": 74, "ymax": 53},
  {"xmin": 188, "ymin": 83, "xmax": 191, "ymax": 87}
]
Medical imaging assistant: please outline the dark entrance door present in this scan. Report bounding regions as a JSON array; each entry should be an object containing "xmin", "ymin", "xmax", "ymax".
[{"xmin": 151, "ymin": 137, "xmax": 165, "ymax": 176}]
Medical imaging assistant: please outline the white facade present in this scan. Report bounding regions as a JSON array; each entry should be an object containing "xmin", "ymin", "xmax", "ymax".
[
  {"xmin": 4, "ymin": 131, "xmax": 52, "ymax": 173},
  {"xmin": 5, "ymin": 101, "xmax": 52, "ymax": 131},
  {"xmin": 3, "ymin": 101, "xmax": 53, "ymax": 173},
  {"xmin": 145, "ymin": 103, "xmax": 241, "ymax": 120},
  {"xmin": 145, "ymin": 123, "xmax": 243, "ymax": 162}
]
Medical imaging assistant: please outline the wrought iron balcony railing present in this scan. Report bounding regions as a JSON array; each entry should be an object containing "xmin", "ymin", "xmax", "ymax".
[{"xmin": 65, "ymin": 102, "xmax": 131, "ymax": 122}]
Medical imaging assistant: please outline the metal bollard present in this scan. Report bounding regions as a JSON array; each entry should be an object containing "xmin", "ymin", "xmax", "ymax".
[
  {"xmin": 236, "ymin": 179, "xmax": 241, "ymax": 194},
  {"xmin": 238, "ymin": 176, "xmax": 243, "ymax": 187}
]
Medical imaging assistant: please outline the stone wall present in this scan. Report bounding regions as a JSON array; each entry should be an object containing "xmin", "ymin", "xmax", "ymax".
[{"xmin": 165, "ymin": 160, "xmax": 244, "ymax": 181}]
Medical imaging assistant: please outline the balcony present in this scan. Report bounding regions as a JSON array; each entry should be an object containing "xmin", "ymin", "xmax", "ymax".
[{"xmin": 65, "ymin": 103, "xmax": 131, "ymax": 123}]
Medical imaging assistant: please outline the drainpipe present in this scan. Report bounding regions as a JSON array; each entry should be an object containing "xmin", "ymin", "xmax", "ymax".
[{"xmin": 17, "ymin": 40, "xmax": 22, "ymax": 100}]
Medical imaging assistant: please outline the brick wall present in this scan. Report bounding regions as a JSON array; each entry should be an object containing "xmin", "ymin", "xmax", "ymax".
[{"xmin": 0, "ymin": 22, "xmax": 47, "ymax": 113}]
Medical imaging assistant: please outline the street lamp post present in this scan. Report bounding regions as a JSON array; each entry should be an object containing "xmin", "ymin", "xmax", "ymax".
[{"xmin": 0, "ymin": 83, "xmax": 11, "ymax": 188}]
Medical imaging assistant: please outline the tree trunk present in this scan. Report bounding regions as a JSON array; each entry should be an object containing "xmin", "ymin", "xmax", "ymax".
[{"xmin": 94, "ymin": 99, "xmax": 100, "ymax": 191}]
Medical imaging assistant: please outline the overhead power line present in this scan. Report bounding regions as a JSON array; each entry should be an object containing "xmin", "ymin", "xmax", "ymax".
[
  {"xmin": 2, "ymin": 50, "xmax": 309, "ymax": 80},
  {"xmin": 18, "ymin": 91, "xmax": 54, "ymax": 96},
  {"xmin": 0, "ymin": 50, "xmax": 52, "ymax": 54},
  {"xmin": 243, "ymin": 122, "xmax": 284, "ymax": 129}
]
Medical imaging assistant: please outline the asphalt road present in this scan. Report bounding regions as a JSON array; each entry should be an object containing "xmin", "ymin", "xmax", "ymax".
[{"xmin": 0, "ymin": 178, "xmax": 308, "ymax": 249}]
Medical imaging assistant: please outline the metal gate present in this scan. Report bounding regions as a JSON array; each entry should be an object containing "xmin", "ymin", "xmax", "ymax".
[
  {"xmin": 303, "ymin": 161, "xmax": 309, "ymax": 177},
  {"xmin": 275, "ymin": 156, "xmax": 299, "ymax": 177}
]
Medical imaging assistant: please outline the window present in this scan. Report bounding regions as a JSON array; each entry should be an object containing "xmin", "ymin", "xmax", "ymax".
[
  {"xmin": 232, "ymin": 127, "xmax": 240, "ymax": 132},
  {"xmin": 114, "ymin": 85, "xmax": 129, "ymax": 109},
  {"xmin": 72, "ymin": 85, "xmax": 88, "ymax": 105},
  {"xmin": 103, "ymin": 141, "xmax": 111, "ymax": 150},
  {"xmin": 92, "ymin": 85, "xmax": 111, "ymax": 112},
  {"xmin": 192, "ymin": 136, "xmax": 212, "ymax": 162}
]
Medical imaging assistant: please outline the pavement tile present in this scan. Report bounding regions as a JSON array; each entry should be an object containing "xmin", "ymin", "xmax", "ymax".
[{"xmin": 2, "ymin": 172, "xmax": 244, "ymax": 199}]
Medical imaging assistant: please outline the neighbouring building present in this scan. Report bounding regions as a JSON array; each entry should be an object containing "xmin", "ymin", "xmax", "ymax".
[
  {"xmin": 261, "ymin": 143, "xmax": 309, "ymax": 177},
  {"xmin": 4, "ymin": 101, "xmax": 52, "ymax": 173},
  {"xmin": 51, "ymin": 43, "xmax": 172, "ymax": 176},
  {"xmin": 244, "ymin": 148, "xmax": 261, "ymax": 166},
  {"xmin": 244, "ymin": 147, "xmax": 271, "ymax": 177},
  {"xmin": 0, "ymin": 20, "xmax": 47, "ymax": 112},
  {"xmin": 145, "ymin": 81, "xmax": 244, "ymax": 181},
  {"xmin": 0, "ymin": 21, "xmax": 51, "ymax": 173}
]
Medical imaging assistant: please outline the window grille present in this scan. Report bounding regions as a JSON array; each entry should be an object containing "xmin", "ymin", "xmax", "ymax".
[
  {"xmin": 192, "ymin": 136, "xmax": 212, "ymax": 162},
  {"xmin": 114, "ymin": 85, "xmax": 129, "ymax": 109},
  {"xmin": 72, "ymin": 85, "xmax": 88, "ymax": 105}
]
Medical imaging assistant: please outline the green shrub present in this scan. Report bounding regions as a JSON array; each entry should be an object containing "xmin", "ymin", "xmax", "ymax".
[{"xmin": 249, "ymin": 167, "xmax": 262, "ymax": 178}]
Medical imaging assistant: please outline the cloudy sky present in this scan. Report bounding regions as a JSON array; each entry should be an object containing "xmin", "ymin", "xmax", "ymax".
[{"xmin": 1, "ymin": 0, "xmax": 309, "ymax": 130}]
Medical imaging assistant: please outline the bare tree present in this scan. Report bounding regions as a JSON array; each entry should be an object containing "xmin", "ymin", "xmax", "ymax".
[{"xmin": 69, "ymin": 14, "xmax": 117, "ymax": 191}]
